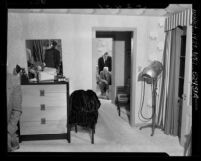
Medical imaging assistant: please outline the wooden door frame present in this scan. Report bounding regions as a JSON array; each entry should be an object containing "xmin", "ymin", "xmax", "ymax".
[{"xmin": 92, "ymin": 27, "xmax": 137, "ymax": 127}]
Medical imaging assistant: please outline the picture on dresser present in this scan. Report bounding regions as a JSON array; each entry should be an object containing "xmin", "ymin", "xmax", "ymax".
[{"xmin": 25, "ymin": 39, "xmax": 63, "ymax": 82}]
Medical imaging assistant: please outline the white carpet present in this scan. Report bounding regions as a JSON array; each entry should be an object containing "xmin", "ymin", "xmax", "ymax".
[{"xmin": 15, "ymin": 99, "xmax": 184, "ymax": 155}]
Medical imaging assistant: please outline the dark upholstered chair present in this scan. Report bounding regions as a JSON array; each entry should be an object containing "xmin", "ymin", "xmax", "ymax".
[
  {"xmin": 69, "ymin": 90, "xmax": 101, "ymax": 144},
  {"xmin": 115, "ymin": 86, "xmax": 130, "ymax": 116}
]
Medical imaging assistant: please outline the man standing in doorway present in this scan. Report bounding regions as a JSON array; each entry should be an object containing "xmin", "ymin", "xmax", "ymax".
[{"xmin": 98, "ymin": 52, "xmax": 112, "ymax": 74}]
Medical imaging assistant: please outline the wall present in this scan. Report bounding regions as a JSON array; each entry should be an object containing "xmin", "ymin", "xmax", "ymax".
[
  {"xmin": 7, "ymin": 12, "xmax": 165, "ymax": 125},
  {"xmin": 96, "ymin": 38, "xmax": 112, "ymax": 58},
  {"xmin": 134, "ymin": 18, "xmax": 166, "ymax": 125}
]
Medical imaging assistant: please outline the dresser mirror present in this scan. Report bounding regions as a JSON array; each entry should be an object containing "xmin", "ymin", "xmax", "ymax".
[{"xmin": 25, "ymin": 39, "xmax": 63, "ymax": 82}]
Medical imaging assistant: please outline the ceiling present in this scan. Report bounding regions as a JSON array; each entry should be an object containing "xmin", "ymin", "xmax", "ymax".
[{"xmin": 8, "ymin": 4, "xmax": 192, "ymax": 17}]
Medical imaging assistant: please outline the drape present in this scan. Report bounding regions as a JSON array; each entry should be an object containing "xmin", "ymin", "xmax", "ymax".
[
  {"xmin": 157, "ymin": 27, "xmax": 183, "ymax": 136},
  {"xmin": 157, "ymin": 7, "xmax": 192, "ymax": 137},
  {"xmin": 32, "ymin": 40, "xmax": 44, "ymax": 63},
  {"xmin": 156, "ymin": 31, "xmax": 171, "ymax": 129}
]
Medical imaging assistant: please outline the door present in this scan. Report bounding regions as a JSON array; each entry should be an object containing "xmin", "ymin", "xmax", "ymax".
[
  {"xmin": 180, "ymin": 25, "xmax": 192, "ymax": 146},
  {"xmin": 178, "ymin": 29, "xmax": 187, "ymax": 139}
]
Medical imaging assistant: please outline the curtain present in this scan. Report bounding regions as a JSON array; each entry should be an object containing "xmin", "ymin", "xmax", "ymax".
[
  {"xmin": 157, "ymin": 8, "xmax": 192, "ymax": 130},
  {"xmin": 158, "ymin": 27, "xmax": 183, "ymax": 136},
  {"xmin": 156, "ymin": 31, "xmax": 171, "ymax": 129},
  {"xmin": 32, "ymin": 40, "xmax": 44, "ymax": 63},
  {"xmin": 157, "ymin": 7, "xmax": 192, "ymax": 146},
  {"xmin": 157, "ymin": 27, "xmax": 184, "ymax": 136}
]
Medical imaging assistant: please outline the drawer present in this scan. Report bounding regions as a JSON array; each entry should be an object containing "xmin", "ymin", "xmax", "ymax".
[
  {"xmin": 20, "ymin": 106, "xmax": 67, "ymax": 122},
  {"xmin": 22, "ymin": 93, "xmax": 67, "ymax": 107},
  {"xmin": 20, "ymin": 120, "xmax": 67, "ymax": 135},
  {"xmin": 21, "ymin": 85, "xmax": 66, "ymax": 96}
]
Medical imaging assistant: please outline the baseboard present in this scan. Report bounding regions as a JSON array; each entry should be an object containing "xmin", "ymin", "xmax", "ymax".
[{"xmin": 19, "ymin": 133, "xmax": 68, "ymax": 142}]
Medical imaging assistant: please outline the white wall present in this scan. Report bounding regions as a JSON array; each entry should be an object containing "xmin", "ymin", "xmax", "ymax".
[
  {"xmin": 7, "ymin": 12, "xmax": 165, "ymax": 125},
  {"xmin": 114, "ymin": 41, "xmax": 125, "ymax": 87},
  {"xmin": 96, "ymin": 38, "xmax": 112, "ymax": 58}
]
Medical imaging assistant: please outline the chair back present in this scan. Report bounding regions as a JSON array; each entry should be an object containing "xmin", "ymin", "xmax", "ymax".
[
  {"xmin": 116, "ymin": 86, "xmax": 129, "ymax": 103},
  {"xmin": 69, "ymin": 89, "xmax": 101, "ymax": 127},
  {"xmin": 116, "ymin": 86, "xmax": 129, "ymax": 94}
]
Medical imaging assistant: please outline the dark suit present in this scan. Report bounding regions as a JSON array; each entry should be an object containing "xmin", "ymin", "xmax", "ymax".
[
  {"xmin": 44, "ymin": 47, "xmax": 60, "ymax": 69},
  {"xmin": 98, "ymin": 56, "xmax": 112, "ymax": 74}
]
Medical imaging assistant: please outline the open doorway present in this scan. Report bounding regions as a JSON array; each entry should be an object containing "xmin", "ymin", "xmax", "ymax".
[
  {"xmin": 92, "ymin": 28, "xmax": 135, "ymax": 124},
  {"xmin": 93, "ymin": 38, "xmax": 113, "ymax": 99}
]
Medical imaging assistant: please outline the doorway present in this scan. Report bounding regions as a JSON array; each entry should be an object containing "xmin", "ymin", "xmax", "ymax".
[
  {"xmin": 92, "ymin": 27, "xmax": 136, "ymax": 125},
  {"xmin": 93, "ymin": 37, "xmax": 113, "ymax": 98},
  {"xmin": 177, "ymin": 26, "xmax": 192, "ymax": 146},
  {"xmin": 178, "ymin": 27, "xmax": 187, "ymax": 139}
]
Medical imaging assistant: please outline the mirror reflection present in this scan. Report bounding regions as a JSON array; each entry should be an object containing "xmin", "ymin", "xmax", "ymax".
[{"xmin": 25, "ymin": 39, "xmax": 63, "ymax": 81}]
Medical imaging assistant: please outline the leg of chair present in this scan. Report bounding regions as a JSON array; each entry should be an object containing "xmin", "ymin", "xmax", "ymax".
[
  {"xmin": 75, "ymin": 123, "xmax": 77, "ymax": 133},
  {"xmin": 93, "ymin": 124, "xmax": 96, "ymax": 134},
  {"xmin": 118, "ymin": 103, "xmax": 121, "ymax": 116},
  {"xmin": 116, "ymin": 98, "xmax": 121, "ymax": 116},
  {"xmin": 91, "ymin": 129, "xmax": 94, "ymax": 144},
  {"xmin": 91, "ymin": 125, "xmax": 95, "ymax": 144}
]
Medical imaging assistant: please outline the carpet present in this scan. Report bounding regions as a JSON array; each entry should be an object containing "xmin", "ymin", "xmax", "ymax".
[{"xmin": 15, "ymin": 99, "xmax": 184, "ymax": 155}]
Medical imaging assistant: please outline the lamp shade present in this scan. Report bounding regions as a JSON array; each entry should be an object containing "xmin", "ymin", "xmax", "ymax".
[{"xmin": 141, "ymin": 61, "xmax": 163, "ymax": 80}]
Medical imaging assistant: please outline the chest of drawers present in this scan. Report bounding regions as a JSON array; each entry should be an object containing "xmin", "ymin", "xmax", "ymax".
[{"xmin": 19, "ymin": 82, "xmax": 70, "ymax": 142}]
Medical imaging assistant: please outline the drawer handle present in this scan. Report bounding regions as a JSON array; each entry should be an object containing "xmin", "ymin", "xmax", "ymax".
[
  {"xmin": 40, "ymin": 104, "xmax": 45, "ymax": 111},
  {"xmin": 41, "ymin": 118, "xmax": 46, "ymax": 124},
  {"xmin": 40, "ymin": 90, "xmax": 45, "ymax": 96}
]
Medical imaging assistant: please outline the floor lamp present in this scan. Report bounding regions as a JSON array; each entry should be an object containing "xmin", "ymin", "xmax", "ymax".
[{"xmin": 139, "ymin": 61, "xmax": 163, "ymax": 136}]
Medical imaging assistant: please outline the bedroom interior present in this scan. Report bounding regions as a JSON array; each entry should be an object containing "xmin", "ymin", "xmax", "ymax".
[{"xmin": 6, "ymin": 4, "xmax": 193, "ymax": 156}]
